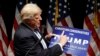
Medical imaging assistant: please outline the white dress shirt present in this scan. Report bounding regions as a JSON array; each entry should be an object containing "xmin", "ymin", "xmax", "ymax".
[{"xmin": 34, "ymin": 31, "xmax": 47, "ymax": 49}]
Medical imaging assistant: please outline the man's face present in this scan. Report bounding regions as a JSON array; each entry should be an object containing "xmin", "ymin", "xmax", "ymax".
[{"xmin": 28, "ymin": 13, "xmax": 42, "ymax": 28}]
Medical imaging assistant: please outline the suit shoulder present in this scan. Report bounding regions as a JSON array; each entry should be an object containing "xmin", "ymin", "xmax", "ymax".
[{"xmin": 14, "ymin": 25, "xmax": 33, "ymax": 38}]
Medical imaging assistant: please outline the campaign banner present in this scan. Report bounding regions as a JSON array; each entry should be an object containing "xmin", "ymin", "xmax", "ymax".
[{"xmin": 49, "ymin": 26, "xmax": 91, "ymax": 56}]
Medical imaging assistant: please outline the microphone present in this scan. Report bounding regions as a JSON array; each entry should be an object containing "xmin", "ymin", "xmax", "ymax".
[{"xmin": 25, "ymin": 37, "xmax": 42, "ymax": 56}]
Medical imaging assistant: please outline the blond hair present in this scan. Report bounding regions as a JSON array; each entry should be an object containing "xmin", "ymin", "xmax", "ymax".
[{"xmin": 20, "ymin": 3, "xmax": 42, "ymax": 20}]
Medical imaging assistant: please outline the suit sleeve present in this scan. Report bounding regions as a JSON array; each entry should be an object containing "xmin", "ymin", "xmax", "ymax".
[
  {"xmin": 28, "ymin": 44, "xmax": 63, "ymax": 56},
  {"xmin": 22, "ymin": 37, "xmax": 63, "ymax": 56},
  {"xmin": 14, "ymin": 34, "xmax": 63, "ymax": 56}
]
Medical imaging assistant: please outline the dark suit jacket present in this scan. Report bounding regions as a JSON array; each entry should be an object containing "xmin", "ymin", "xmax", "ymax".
[{"xmin": 14, "ymin": 23, "xmax": 63, "ymax": 56}]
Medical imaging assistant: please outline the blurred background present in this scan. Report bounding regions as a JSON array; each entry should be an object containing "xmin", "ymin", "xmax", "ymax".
[{"xmin": 0, "ymin": 0, "xmax": 100, "ymax": 56}]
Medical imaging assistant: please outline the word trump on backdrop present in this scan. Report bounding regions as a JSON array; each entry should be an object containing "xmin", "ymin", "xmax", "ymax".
[{"xmin": 67, "ymin": 37, "xmax": 89, "ymax": 45}]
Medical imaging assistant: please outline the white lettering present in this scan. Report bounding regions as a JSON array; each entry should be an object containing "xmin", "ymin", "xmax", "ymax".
[
  {"xmin": 55, "ymin": 27, "xmax": 90, "ymax": 35},
  {"xmin": 67, "ymin": 37, "xmax": 89, "ymax": 45},
  {"xmin": 74, "ymin": 38, "xmax": 82, "ymax": 45},
  {"xmin": 82, "ymin": 40, "xmax": 89, "ymax": 45},
  {"xmin": 67, "ymin": 37, "xmax": 73, "ymax": 42}
]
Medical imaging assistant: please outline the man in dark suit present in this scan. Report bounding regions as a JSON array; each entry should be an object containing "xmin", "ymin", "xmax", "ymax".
[{"xmin": 14, "ymin": 3, "xmax": 68, "ymax": 56}]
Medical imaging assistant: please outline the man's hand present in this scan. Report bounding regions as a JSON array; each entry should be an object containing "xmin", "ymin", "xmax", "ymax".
[
  {"xmin": 59, "ymin": 31, "xmax": 68, "ymax": 47},
  {"xmin": 45, "ymin": 32, "xmax": 56, "ymax": 39}
]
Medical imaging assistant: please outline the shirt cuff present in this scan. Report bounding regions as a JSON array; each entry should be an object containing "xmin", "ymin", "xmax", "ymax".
[{"xmin": 58, "ymin": 43, "xmax": 63, "ymax": 51}]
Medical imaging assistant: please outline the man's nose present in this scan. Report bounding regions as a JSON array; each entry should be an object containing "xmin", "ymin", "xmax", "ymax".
[{"xmin": 39, "ymin": 16, "xmax": 42, "ymax": 20}]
